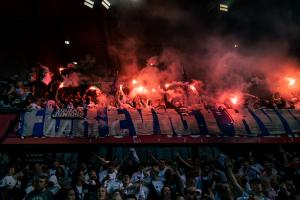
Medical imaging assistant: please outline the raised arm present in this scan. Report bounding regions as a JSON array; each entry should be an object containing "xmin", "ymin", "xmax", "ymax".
[
  {"xmin": 225, "ymin": 159, "xmax": 244, "ymax": 196},
  {"xmin": 175, "ymin": 152, "xmax": 194, "ymax": 169},
  {"xmin": 92, "ymin": 152, "xmax": 109, "ymax": 166}
]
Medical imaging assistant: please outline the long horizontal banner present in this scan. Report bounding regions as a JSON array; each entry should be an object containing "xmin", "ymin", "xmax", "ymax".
[{"xmin": 18, "ymin": 107, "xmax": 300, "ymax": 138}]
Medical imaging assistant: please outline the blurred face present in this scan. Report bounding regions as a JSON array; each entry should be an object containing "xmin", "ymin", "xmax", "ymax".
[
  {"xmin": 111, "ymin": 192, "xmax": 123, "ymax": 200},
  {"xmin": 286, "ymin": 180, "xmax": 296, "ymax": 193},
  {"xmin": 36, "ymin": 178, "xmax": 48, "ymax": 191},
  {"xmin": 67, "ymin": 189, "xmax": 76, "ymax": 200},
  {"xmin": 243, "ymin": 160, "xmax": 250, "ymax": 168},
  {"xmin": 251, "ymin": 181, "xmax": 262, "ymax": 193},
  {"xmin": 264, "ymin": 162, "xmax": 273, "ymax": 172},
  {"xmin": 159, "ymin": 160, "xmax": 165, "ymax": 170},
  {"xmin": 107, "ymin": 164, "xmax": 114, "ymax": 173},
  {"xmin": 8, "ymin": 167, "xmax": 15, "ymax": 175},
  {"xmin": 90, "ymin": 170, "xmax": 97, "ymax": 180},
  {"xmin": 123, "ymin": 175, "xmax": 130, "ymax": 185},
  {"xmin": 186, "ymin": 186, "xmax": 196, "ymax": 200},
  {"xmin": 56, "ymin": 167, "xmax": 64, "ymax": 177},
  {"xmin": 163, "ymin": 186, "xmax": 171, "ymax": 199},
  {"xmin": 97, "ymin": 187, "xmax": 107, "ymax": 200},
  {"xmin": 292, "ymin": 157, "xmax": 300, "ymax": 168}
]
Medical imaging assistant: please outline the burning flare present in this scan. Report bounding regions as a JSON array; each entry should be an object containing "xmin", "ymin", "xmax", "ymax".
[
  {"xmin": 59, "ymin": 82, "xmax": 64, "ymax": 88},
  {"xmin": 230, "ymin": 96, "xmax": 238, "ymax": 105},
  {"xmin": 59, "ymin": 68, "xmax": 64, "ymax": 73},
  {"xmin": 89, "ymin": 86, "xmax": 98, "ymax": 90},
  {"xmin": 132, "ymin": 80, "xmax": 138, "ymax": 85},
  {"xmin": 286, "ymin": 77, "xmax": 296, "ymax": 86},
  {"xmin": 189, "ymin": 85, "xmax": 197, "ymax": 93}
]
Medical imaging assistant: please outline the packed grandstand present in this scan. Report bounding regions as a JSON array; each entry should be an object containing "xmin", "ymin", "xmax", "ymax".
[{"xmin": 0, "ymin": 146, "xmax": 299, "ymax": 200}]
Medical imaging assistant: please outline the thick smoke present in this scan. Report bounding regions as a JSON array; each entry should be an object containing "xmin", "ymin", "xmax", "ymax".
[{"xmin": 108, "ymin": 0, "xmax": 300, "ymax": 101}]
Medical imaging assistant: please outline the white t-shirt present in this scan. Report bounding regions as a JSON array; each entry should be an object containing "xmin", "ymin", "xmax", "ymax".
[
  {"xmin": 98, "ymin": 169, "xmax": 117, "ymax": 183},
  {"xmin": 0, "ymin": 175, "xmax": 17, "ymax": 189}
]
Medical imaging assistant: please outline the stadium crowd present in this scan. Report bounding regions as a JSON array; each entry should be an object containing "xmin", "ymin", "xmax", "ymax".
[
  {"xmin": 0, "ymin": 63, "xmax": 299, "ymax": 112},
  {"xmin": 0, "ymin": 146, "xmax": 299, "ymax": 200}
]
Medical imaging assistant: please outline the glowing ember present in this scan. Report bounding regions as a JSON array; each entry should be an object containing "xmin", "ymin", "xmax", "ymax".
[
  {"xmin": 136, "ymin": 86, "xmax": 145, "ymax": 93},
  {"xmin": 230, "ymin": 96, "xmax": 238, "ymax": 105},
  {"xmin": 165, "ymin": 83, "xmax": 170, "ymax": 89},
  {"xmin": 120, "ymin": 84, "xmax": 123, "ymax": 90},
  {"xmin": 132, "ymin": 80, "xmax": 138, "ymax": 85},
  {"xmin": 189, "ymin": 85, "xmax": 197, "ymax": 92},
  {"xmin": 286, "ymin": 77, "xmax": 296, "ymax": 86},
  {"xmin": 89, "ymin": 86, "xmax": 98, "ymax": 90},
  {"xmin": 59, "ymin": 68, "xmax": 64, "ymax": 72},
  {"xmin": 59, "ymin": 82, "xmax": 64, "ymax": 88}
]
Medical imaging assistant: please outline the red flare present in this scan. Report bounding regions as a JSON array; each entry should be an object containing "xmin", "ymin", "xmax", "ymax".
[
  {"xmin": 286, "ymin": 77, "xmax": 296, "ymax": 86},
  {"xmin": 89, "ymin": 86, "xmax": 98, "ymax": 90},
  {"xmin": 189, "ymin": 85, "xmax": 197, "ymax": 93},
  {"xmin": 132, "ymin": 80, "xmax": 138, "ymax": 85},
  {"xmin": 230, "ymin": 96, "xmax": 238, "ymax": 105}
]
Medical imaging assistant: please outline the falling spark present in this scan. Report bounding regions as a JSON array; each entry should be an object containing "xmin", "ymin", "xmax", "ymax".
[{"xmin": 286, "ymin": 77, "xmax": 296, "ymax": 86}]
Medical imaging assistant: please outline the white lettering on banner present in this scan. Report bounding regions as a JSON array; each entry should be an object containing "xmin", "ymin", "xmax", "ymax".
[
  {"xmin": 19, "ymin": 108, "xmax": 300, "ymax": 137},
  {"xmin": 51, "ymin": 108, "xmax": 84, "ymax": 119},
  {"xmin": 137, "ymin": 109, "xmax": 154, "ymax": 135},
  {"xmin": 71, "ymin": 119, "xmax": 85, "ymax": 137},
  {"xmin": 107, "ymin": 108, "xmax": 126, "ymax": 136},
  {"xmin": 226, "ymin": 109, "xmax": 249, "ymax": 136},
  {"xmin": 182, "ymin": 114, "xmax": 200, "ymax": 135},
  {"xmin": 155, "ymin": 109, "xmax": 173, "ymax": 136},
  {"xmin": 277, "ymin": 110, "xmax": 300, "ymax": 133},
  {"xmin": 254, "ymin": 109, "xmax": 285, "ymax": 135},
  {"xmin": 166, "ymin": 109, "xmax": 189, "ymax": 136},
  {"xmin": 44, "ymin": 109, "xmax": 73, "ymax": 137},
  {"xmin": 43, "ymin": 115, "xmax": 58, "ymax": 137},
  {"xmin": 22, "ymin": 111, "xmax": 43, "ymax": 136},
  {"xmin": 200, "ymin": 109, "xmax": 220, "ymax": 135},
  {"xmin": 86, "ymin": 108, "xmax": 99, "ymax": 137},
  {"xmin": 238, "ymin": 109, "xmax": 262, "ymax": 136},
  {"xmin": 128, "ymin": 109, "xmax": 143, "ymax": 135}
]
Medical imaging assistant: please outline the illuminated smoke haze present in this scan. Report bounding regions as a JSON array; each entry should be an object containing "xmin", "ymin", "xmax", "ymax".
[{"xmin": 106, "ymin": 0, "xmax": 300, "ymax": 100}]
